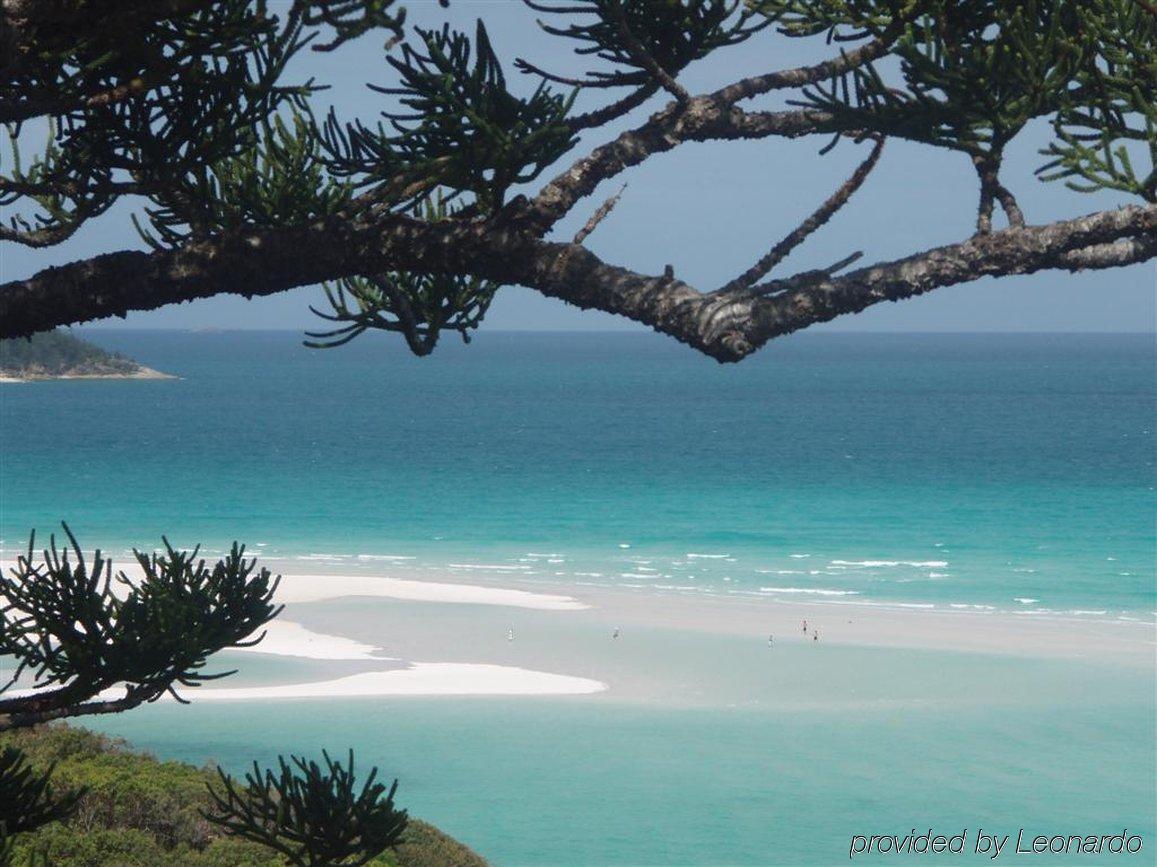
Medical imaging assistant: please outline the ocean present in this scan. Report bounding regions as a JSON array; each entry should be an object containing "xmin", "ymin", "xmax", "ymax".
[
  {"xmin": 1, "ymin": 330, "xmax": 1154, "ymax": 865},
  {"xmin": 1, "ymin": 330, "xmax": 1153, "ymax": 618}
]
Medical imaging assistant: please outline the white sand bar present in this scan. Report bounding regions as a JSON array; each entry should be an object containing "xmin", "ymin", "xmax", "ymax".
[
  {"xmin": 186, "ymin": 664, "xmax": 606, "ymax": 699},
  {"xmin": 0, "ymin": 561, "xmax": 589, "ymax": 611},
  {"xmin": 6, "ymin": 664, "xmax": 606, "ymax": 701},
  {"xmin": 274, "ymin": 573, "xmax": 588, "ymax": 610},
  {"xmin": 233, "ymin": 620, "xmax": 390, "ymax": 661}
]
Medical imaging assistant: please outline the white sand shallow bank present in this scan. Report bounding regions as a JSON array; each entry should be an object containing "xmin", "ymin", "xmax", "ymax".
[
  {"xmin": 5, "ymin": 664, "xmax": 607, "ymax": 701},
  {"xmin": 273, "ymin": 573, "xmax": 588, "ymax": 610},
  {"xmin": 185, "ymin": 664, "xmax": 606, "ymax": 699},
  {"xmin": 234, "ymin": 620, "xmax": 390, "ymax": 661},
  {"xmin": 0, "ymin": 560, "xmax": 587, "ymax": 611}
]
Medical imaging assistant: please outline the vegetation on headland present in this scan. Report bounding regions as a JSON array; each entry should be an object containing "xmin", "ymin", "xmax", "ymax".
[
  {"xmin": 0, "ymin": 725, "xmax": 487, "ymax": 867},
  {"xmin": 0, "ymin": 528, "xmax": 481, "ymax": 865},
  {"xmin": 0, "ymin": 331, "xmax": 168, "ymax": 381}
]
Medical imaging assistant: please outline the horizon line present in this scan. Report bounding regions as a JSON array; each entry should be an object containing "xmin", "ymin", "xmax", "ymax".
[{"xmin": 71, "ymin": 327, "xmax": 1157, "ymax": 336}]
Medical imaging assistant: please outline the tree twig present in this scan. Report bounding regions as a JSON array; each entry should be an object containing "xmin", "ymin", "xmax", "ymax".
[
  {"xmin": 573, "ymin": 183, "xmax": 628, "ymax": 244},
  {"xmin": 717, "ymin": 137, "xmax": 884, "ymax": 294},
  {"xmin": 710, "ymin": 34, "xmax": 898, "ymax": 104}
]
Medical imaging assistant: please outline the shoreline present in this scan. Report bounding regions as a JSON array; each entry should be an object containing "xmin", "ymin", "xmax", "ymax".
[
  {"xmin": 4, "ymin": 539, "xmax": 1150, "ymax": 625},
  {"xmin": 0, "ymin": 366, "xmax": 175, "ymax": 383},
  {"xmin": 3, "ymin": 562, "xmax": 1152, "ymax": 705},
  {"xmin": 6, "ymin": 546, "xmax": 1145, "ymax": 624},
  {"xmin": 4, "ymin": 558, "xmax": 1154, "ymax": 661},
  {"xmin": 250, "ymin": 564, "xmax": 1157, "ymax": 663},
  {"xmin": 255, "ymin": 557, "xmax": 1157, "ymax": 635}
]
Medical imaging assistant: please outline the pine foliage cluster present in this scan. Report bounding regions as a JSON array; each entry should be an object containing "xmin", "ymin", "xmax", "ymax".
[{"xmin": 2, "ymin": 0, "xmax": 1150, "ymax": 354}]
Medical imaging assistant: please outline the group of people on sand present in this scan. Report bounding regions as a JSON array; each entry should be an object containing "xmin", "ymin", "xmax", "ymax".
[{"xmin": 766, "ymin": 619, "xmax": 820, "ymax": 647}]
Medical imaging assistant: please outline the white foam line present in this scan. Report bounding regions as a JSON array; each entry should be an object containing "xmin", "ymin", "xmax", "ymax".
[
  {"xmin": 830, "ymin": 560, "xmax": 949, "ymax": 568},
  {"xmin": 758, "ymin": 587, "xmax": 860, "ymax": 597}
]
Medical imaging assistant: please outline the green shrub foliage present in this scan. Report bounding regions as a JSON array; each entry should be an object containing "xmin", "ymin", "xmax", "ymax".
[{"xmin": 205, "ymin": 751, "xmax": 409, "ymax": 867}]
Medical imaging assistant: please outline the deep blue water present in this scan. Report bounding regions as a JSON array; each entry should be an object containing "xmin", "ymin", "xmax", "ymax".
[{"xmin": 1, "ymin": 330, "xmax": 1153, "ymax": 617}]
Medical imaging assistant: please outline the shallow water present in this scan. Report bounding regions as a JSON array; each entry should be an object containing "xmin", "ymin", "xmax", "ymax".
[
  {"xmin": 90, "ymin": 671, "xmax": 1155, "ymax": 865},
  {"xmin": 91, "ymin": 591, "xmax": 1157, "ymax": 865}
]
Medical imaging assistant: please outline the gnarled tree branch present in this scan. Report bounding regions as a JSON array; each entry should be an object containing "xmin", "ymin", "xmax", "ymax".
[{"xmin": 2, "ymin": 204, "xmax": 1151, "ymax": 363}]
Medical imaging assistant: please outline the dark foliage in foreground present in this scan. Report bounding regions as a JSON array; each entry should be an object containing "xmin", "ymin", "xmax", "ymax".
[
  {"xmin": 0, "ymin": 725, "xmax": 487, "ymax": 866},
  {"xmin": 0, "ymin": 529, "xmax": 479, "ymax": 865},
  {"xmin": 0, "ymin": 745, "xmax": 83, "ymax": 835},
  {"xmin": 0, "ymin": 525, "xmax": 282, "ymax": 730},
  {"xmin": 205, "ymin": 751, "xmax": 409, "ymax": 866},
  {"xmin": 1, "ymin": 1, "xmax": 1152, "ymax": 361}
]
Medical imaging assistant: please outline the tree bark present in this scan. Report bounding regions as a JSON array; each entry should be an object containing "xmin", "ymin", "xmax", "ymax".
[{"xmin": 3, "ymin": 204, "xmax": 1152, "ymax": 362}]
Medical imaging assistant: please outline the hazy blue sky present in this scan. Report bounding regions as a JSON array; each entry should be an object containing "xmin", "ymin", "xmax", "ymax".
[{"xmin": 3, "ymin": 0, "xmax": 1153, "ymax": 333}]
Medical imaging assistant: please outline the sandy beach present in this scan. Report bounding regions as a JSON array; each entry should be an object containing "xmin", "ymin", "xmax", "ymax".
[{"xmin": 7, "ymin": 559, "xmax": 1149, "ymax": 707}]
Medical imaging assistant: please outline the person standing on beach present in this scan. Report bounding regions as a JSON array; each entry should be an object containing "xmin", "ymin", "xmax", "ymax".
[
  {"xmin": 768, "ymin": 634, "xmax": 773, "ymax": 647},
  {"xmin": 507, "ymin": 627, "xmax": 515, "ymax": 642},
  {"xmin": 813, "ymin": 630, "xmax": 819, "ymax": 642},
  {"xmin": 613, "ymin": 627, "xmax": 620, "ymax": 639},
  {"xmin": 802, "ymin": 619, "xmax": 808, "ymax": 635}
]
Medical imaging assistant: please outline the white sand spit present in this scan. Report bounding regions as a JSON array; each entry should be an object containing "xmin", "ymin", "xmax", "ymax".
[
  {"xmin": 233, "ymin": 620, "xmax": 389, "ymax": 661},
  {"xmin": 185, "ymin": 664, "xmax": 606, "ymax": 699},
  {"xmin": 275, "ymin": 573, "xmax": 588, "ymax": 610},
  {"xmin": 0, "ymin": 561, "xmax": 589, "ymax": 611}
]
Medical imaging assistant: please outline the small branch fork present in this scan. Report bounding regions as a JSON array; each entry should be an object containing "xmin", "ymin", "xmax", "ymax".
[
  {"xmin": 974, "ymin": 153, "xmax": 1026, "ymax": 234},
  {"xmin": 718, "ymin": 136, "xmax": 884, "ymax": 294}
]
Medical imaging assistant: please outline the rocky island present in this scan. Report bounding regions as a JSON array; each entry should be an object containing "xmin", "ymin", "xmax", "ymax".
[{"xmin": 0, "ymin": 330, "xmax": 172, "ymax": 382}]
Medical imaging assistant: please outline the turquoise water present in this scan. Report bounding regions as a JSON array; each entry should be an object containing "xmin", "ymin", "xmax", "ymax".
[
  {"xmin": 1, "ymin": 331, "xmax": 1153, "ymax": 617},
  {"xmin": 3, "ymin": 331, "xmax": 1155, "ymax": 865},
  {"xmin": 90, "ymin": 677, "xmax": 1154, "ymax": 866}
]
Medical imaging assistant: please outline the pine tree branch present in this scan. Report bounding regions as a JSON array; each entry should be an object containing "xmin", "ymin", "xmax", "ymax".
[
  {"xmin": 718, "ymin": 136, "xmax": 883, "ymax": 293},
  {"xmin": 710, "ymin": 33, "xmax": 899, "ymax": 104},
  {"xmin": 568, "ymin": 83, "xmax": 660, "ymax": 131},
  {"xmin": 0, "ymin": 688, "xmax": 152, "ymax": 731},
  {"xmin": 573, "ymin": 182, "xmax": 627, "ymax": 244},
  {"xmin": 521, "ymin": 100, "xmax": 838, "ymax": 235},
  {"xmin": 744, "ymin": 206, "xmax": 1156, "ymax": 340},
  {"xmin": 1, "ymin": 204, "xmax": 1151, "ymax": 362}
]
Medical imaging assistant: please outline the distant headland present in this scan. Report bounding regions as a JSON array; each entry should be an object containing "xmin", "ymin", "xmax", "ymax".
[{"xmin": 0, "ymin": 330, "xmax": 174, "ymax": 382}]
